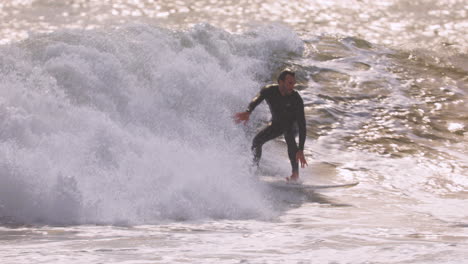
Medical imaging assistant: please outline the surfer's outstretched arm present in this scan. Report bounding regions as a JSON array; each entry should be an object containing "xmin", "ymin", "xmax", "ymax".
[
  {"xmin": 234, "ymin": 88, "xmax": 266, "ymax": 125},
  {"xmin": 234, "ymin": 111, "xmax": 250, "ymax": 125}
]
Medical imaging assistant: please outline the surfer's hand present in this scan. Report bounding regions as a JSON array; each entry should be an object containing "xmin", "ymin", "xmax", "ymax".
[
  {"xmin": 296, "ymin": 150, "xmax": 308, "ymax": 168},
  {"xmin": 234, "ymin": 111, "xmax": 250, "ymax": 125}
]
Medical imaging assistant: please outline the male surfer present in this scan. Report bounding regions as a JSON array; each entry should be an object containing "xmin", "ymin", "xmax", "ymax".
[{"xmin": 234, "ymin": 70, "xmax": 308, "ymax": 181}]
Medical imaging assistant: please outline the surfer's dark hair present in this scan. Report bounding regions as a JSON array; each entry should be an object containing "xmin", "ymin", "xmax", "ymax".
[{"xmin": 277, "ymin": 69, "xmax": 295, "ymax": 83}]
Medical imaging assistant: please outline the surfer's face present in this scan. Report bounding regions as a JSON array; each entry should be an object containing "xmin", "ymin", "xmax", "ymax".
[{"xmin": 279, "ymin": 74, "xmax": 296, "ymax": 95}]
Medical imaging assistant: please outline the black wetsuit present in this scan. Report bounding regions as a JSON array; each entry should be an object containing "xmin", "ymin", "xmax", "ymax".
[{"xmin": 246, "ymin": 84, "xmax": 306, "ymax": 173}]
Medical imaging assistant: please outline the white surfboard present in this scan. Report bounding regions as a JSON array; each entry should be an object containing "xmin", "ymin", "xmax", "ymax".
[{"xmin": 261, "ymin": 176, "xmax": 359, "ymax": 190}]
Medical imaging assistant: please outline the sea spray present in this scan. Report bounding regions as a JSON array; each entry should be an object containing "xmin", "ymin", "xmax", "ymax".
[{"xmin": 0, "ymin": 23, "xmax": 304, "ymax": 224}]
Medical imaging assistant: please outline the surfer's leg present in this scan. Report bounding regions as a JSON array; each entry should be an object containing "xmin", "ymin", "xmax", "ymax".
[
  {"xmin": 284, "ymin": 128, "xmax": 299, "ymax": 174},
  {"xmin": 251, "ymin": 124, "xmax": 282, "ymax": 166}
]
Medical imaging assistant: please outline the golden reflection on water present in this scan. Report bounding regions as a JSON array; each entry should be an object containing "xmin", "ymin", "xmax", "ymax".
[{"xmin": 1, "ymin": 0, "xmax": 467, "ymax": 52}]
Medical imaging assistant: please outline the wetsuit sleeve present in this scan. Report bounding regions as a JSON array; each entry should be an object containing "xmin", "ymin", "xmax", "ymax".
[
  {"xmin": 246, "ymin": 88, "xmax": 266, "ymax": 113},
  {"xmin": 297, "ymin": 95, "xmax": 306, "ymax": 150}
]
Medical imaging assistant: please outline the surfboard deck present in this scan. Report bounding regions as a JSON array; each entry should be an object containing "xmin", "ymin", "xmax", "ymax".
[{"xmin": 260, "ymin": 177, "xmax": 359, "ymax": 190}]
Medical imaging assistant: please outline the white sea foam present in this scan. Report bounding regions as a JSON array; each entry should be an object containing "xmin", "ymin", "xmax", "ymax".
[{"xmin": 0, "ymin": 23, "xmax": 304, "ymax": 224}]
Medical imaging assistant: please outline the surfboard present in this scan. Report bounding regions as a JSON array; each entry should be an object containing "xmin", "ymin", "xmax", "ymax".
[{"xmin": 261, "ymin": 177, "xmax": 359, "ymax": 190}]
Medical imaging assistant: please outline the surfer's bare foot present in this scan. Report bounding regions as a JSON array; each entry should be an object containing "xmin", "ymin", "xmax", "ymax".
[{"xmin": 286, "ymin": 172, "xmax": 299, "ymax": 182}]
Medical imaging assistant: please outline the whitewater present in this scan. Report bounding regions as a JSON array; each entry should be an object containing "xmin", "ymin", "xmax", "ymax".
[{"xmin": 0, "ymin": 0, "xmax": 467, "ymax": 263}]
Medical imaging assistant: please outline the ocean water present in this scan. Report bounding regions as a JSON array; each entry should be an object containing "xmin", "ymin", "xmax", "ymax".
[{"xmin": 0, "ymin": 0, "xmax": 467, "ymax": 263}]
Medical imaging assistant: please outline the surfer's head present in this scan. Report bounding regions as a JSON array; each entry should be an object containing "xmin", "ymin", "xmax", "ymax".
[{"xmin": 278, "ymin": 69, "xmax": 296, "ymax": 95}]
